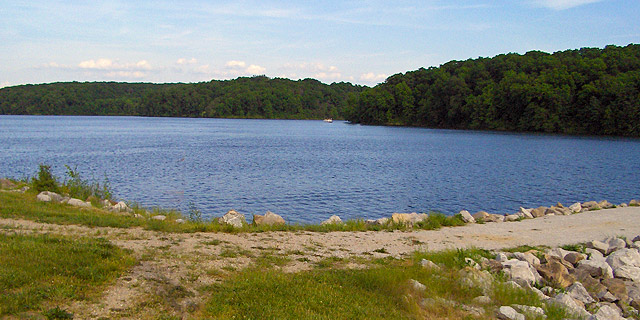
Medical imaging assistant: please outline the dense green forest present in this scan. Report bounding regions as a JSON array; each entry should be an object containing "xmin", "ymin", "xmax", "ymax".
[
  {"xmin": 0, "ymin": 77, "xmax": 362, "ymax": 120},
  {"xmin": 2, "ymin": 44, "xmax": 639, "ymax": 136},
  {"xmin": 346, "ymin": 44, "xmax": 640, "ymax": 136}
]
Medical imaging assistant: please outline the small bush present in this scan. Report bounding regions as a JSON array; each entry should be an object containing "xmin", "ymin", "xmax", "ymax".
[
  {"xmin": 63, "ymin": 165, "xmax": 112, "ymax": 200},
  {"xmin": 31, "ymin": 164, "xmax": 59, "ymax": 193}
]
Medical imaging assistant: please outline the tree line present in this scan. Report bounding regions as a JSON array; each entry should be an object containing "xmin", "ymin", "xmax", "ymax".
[
  {"xmin": 0, "ymin": 76, "xmax": 363, "ymax": 120},
  {"xmin": 2, "ymin": 44, "xmax": 639, "ymax": 136},
  {"xmin": 345, "ymin": 44, "xmax": 640, "ymax": 136}
]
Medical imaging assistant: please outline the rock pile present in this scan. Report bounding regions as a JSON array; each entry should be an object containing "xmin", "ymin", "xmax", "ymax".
[
  {"xmin": 486, "ymin": 235, "xmax": 640, "ymax": 319},
  {"xmin": 414, "ymin": 236, "xmax": 640, "ymax": 319},
  {"xmin": 35, "ymin": 190, "xmax": 133, "ymax": 212},
  {"xmin": 460, "ymin": 199, "xmax": 640, "ymax": 224}
]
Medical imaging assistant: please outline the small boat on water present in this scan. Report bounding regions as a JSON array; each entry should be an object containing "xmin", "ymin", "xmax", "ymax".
[{"xmin": 323, "ymin": 118, "xmax": 333, "ymax": 123}]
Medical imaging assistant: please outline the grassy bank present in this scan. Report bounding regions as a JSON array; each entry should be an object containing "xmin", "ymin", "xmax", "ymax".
[
  {"xmin": 0, "ymin": 232, "xmax": 135, "ymax": 317},
  {"xmin": 0, "ymin": 181, "xmax": 465, "ymax": 234}
]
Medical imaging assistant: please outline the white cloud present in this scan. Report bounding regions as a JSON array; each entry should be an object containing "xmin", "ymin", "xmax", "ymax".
[
  {"xmin": 176, "ymin": 58, "xmax": 197, "ymax": 65},
  {"xmin": 225, "ymin": 60, "xmax": 247, "ymax": 68},
  {"xmin": 360, "ymin": 72, "xmax": 388, "ymax": 83},
  {"xmin": 532, "ymin": 0, "xmax": 603, "ymax": 10},
  {"xmin": 223, "ymin": 60, "xmax": 266, "ymax": 75},
  {"xmin": 246, "ymin": 64, "xmax": 266, "ymax": 74},
  {"xmin": 77, "ymin": 58, "xmax": 153, "ymax": 71},
  {"xmin": 105, "ymin": 71, "xmax": 145, "ymax": 78}
]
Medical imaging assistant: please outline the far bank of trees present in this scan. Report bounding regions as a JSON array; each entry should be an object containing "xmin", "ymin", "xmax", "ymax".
[
  {"xmin": 2, "ymin": 44, "xmax": 639, "ymax": 136},
  {"xmin": 345, "ymin": 44, "xmax": 640, "ymax": 136},
  {"xmin": 0, "ymin": 76, "xmax": 363, "ymax": 120}
]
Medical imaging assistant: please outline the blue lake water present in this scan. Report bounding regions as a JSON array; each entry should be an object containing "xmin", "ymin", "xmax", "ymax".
[{"xmin": 1, "ymin": 115, "xmax": 638, "ymax": 223}]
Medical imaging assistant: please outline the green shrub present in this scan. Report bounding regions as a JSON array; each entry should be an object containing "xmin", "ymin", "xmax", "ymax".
[
  {"xmin": 63, "ymin": 165, "xmax": 112, "ymax": 200},
  {"xmin": 31, "ymin": 164, "xmax": 60, "ymax": 193}
]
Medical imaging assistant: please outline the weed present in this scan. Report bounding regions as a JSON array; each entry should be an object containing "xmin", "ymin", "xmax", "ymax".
[
  {"xmin": 560, "ymin": 243, "xmax": 585, "ymax": 253},
  {"xmin": 373, "ymin": 247, "xmax": 388, "ymax": 254},
  {"xmin": 43, "ymin": 306, "xmax": 73, "ymax": 320}
]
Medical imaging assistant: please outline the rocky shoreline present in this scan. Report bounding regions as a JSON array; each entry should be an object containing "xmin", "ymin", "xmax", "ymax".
[
  {"xmin": 417, "ymin": 234, "xmax": 640, "ymax": 319},
  {"xmin": 18, "ymin": 180, "xmax": 640, "ymax": 229}
]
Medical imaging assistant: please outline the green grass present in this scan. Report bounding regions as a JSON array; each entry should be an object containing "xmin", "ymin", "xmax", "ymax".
[
  {"xmin": 0, "ymin": 233, "xmax": 135, "ymax": 316},
  {"xmin": 413, "ymin": 248, "xmax": 492, "ymax": 269},
  {"xmin": 204, "ymin": 267, "xmax": 419, "ymax": 319},
  {"xmin": 0, "ymin": 191, "xmax": 145, "ymax": 229},
  {"xmin": 1, "ymin": 190, "xmax": 471, "ymax": 234}
]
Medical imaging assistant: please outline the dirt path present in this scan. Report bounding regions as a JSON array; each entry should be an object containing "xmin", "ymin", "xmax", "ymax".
[{"xmin": 2, "ymin": 206, "xmax": 639, "ymax": 319}]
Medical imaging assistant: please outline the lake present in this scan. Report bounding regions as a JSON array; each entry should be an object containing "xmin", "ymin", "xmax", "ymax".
[{"xmin": 1, "ymin": 115, "xmax": 638, "ymax": 223}]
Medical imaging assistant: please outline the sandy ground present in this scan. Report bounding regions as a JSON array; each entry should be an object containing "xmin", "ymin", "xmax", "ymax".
[{"xmin": 1, "ymin": 206, "xmax": 639, "ymax": 319}]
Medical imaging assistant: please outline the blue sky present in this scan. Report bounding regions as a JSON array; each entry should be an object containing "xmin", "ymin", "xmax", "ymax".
[{"xmin": 1, "ymin": 0, "xmax": 638, "ymax": 87}]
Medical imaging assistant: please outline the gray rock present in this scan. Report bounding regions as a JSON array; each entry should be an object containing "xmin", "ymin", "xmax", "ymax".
[
  {"xmin": 175, "ymin": 219, "xmax": 185, "ymax": 224},
  {"xmin": 605, "ymin": 237, "xmax": 627, "ymax": 255},
  {"xmin": 254, "ymin": 211, "xmax": 286, "ymax": 226},
  {"xmin": 548, "ymin": 247, "xmax": 571, "ymax": 261},
  {"xmin": 627, "ymin": 281, "xmax": 640, "ymax": 302},
  {"xmin": 459, "ymin": 210, "xmax": 475, "ymax": 223},
  {"xmin": 113, "ymin": 201, "xmax": 131, "ymax": 212},
  {"xmin": 472, "ymin": 295, "xmax": 492, "ymax": 304},
  {"xmin": 409, "ymin": 279, "xmax": 426, "ymax": 292},
  {"xmin": 514, "ymin": 251, "xmax": 540, "ymax": 266},
  {"xmin": 391, "ymin": 212, "xmax": 428, "ymax": 225},
  {"xmin": 530, "ymin": 206, "xmax": 547, "ymax": 218},
  {"xmin": 101, "ymin": 199, "xmax": 112, "ymax": 208},
  {"xmin": 465, "ymin": 257, "xmax": 481, "ymax": 270},
  {"xmin": 530, "ymin": 286, "xmax": 550, "ymax": 300},
  {"xmin": 505, "ymin": 214, "xmax": 520, "ymax": 222},
  {"xmin": 620, "ymin": 203, "xmax": 628, "ymax": 207},
  {"xmin": 496, "ymin": 252, "xmax": 509, "ymax": 262},
  {"xmin": 587, "ymin": 304, "xmax": 625, "ymax": 320},
  {"xmin": 569, "ymin": 202, "xmax": 582, "ymax": 213},
  {"xmin": 512, "ymin": 304, "xmax": 546, "ymax": 317},
  {"xmin": 518, "ymin": 207, "xmax": 534, "ymax": 219},
  {"xmin": 501, "ymin": 259, "xmax": 539, "ymax": 287},
  {"xmin": 582, "ymin": 201, "xmax": 600, "ymax": 210},
  {"xmin": 496, "ymin": 306, "xmax": 525, "ymax": 320},
  {"xmin": 564, "ymin": 252, "xmax": 587, "ymax": 266},
  {"xmin": 587, "ymin": 240, "xmax": 610, "ymax": 255},
  {"xmin": 601, "ymin": 278, "xmax": 628, "ymax": 303},
  {"xmin": 221, "ymin": 210, "xmax": 246, "ymax": 228},
  {"xmin": 37, "ymin": 191, "xmax": 63, "ymax": 202},
  {"xmin": 586, "ymin": 248, "xmax": 605, "ymax": 261},
  {"xmin": 152, "ymin": 215, "xmax": 166, "ymax": 221},
  {"xmin": 420, "ymin": 259, "xmax": 440, "ymax": 270},
  {"xmin": 471, "ymin": 211, "xmax": 489, "ymax": 221},
  {"xmin": 567, "ymin": 282, "xmax": 596, "ymax": 304},
  {"xmin": 321, "ymin": 215, "xmax": 342, "ymax": 225},
  {"xmin": 550, "ymin": 293, "xmax": 591, "ymax": 318},
  {"xmin": 597, "ymin": 290, "xmax": 618, "ymax": 302},
  {"xmin": 67, "ymin": 198, "xmax": 91, "ymax": 208},
  {"xmin": 598, "ymin": 200, "xmax": 614, "ymax": 209},
  {"xmin": 36, "ymin": 192, "xmax": 52, "ymax": 202},
  {"xmin": 578, "ymin": 259, "xmax": 614, "ymax": 279},
  {"xmin": 606, "ymin": 248, "xmax": 640, "ymax": 282},
  {"xmin": 630, "ymin": 199, "xmax": 639, "ymax": 206},
  {"xmin": 461, "ymin": 304, "xmax": 485, "ymax": 317},
  {"xmin": 375, "ymin": 217, "xmax": 389, "ymax": 225}
]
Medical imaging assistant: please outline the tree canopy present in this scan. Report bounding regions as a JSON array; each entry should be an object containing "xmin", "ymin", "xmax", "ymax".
[
  {"xmin": 345, "ymin": 44, "xmax": 640, "ymax": 136},
  {"xmin": 0, "ymin": 76, "xmax": 363, "ymax": 120}
]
